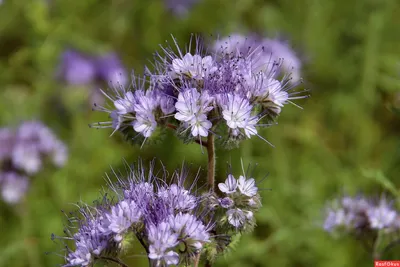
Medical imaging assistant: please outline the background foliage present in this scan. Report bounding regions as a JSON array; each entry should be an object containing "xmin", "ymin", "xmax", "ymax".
[{"xmin": 0, "ymin": 0, "xmax": 399, "ymax": 266}]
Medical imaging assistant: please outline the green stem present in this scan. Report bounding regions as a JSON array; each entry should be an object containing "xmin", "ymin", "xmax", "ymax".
[
  {"xmin": 95, "ymin": 256, "xmax": 129, "ymax": 267},
  {"xmin": 136, "ymin": 233, "xmax": 152, "ymax": 267},
  {"xmin": 193, "ymin": 134, "xmax": 216, "ymax": 267},
  {"xmin": 18, "ymin": 199, "xmax": 41, "ymax": 267},
  {"xmin": 207, "ymin": 134, "xmax": 216, "ymax": 192},
  {"xmin": 373, "ymin": 230, "xmax": 383, "ymax": 260}
]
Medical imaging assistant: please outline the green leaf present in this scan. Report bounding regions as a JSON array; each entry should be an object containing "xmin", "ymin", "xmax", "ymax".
[{"xmin": 361, "ymin": 168, "xmax": 400, "ymax": 198}]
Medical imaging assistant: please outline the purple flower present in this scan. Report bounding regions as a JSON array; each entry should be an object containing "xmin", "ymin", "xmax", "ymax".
[
  {"xmin": 93, "ymin": 35, "xmax": 306, "ymax": 148},
  {"xmin": 219, "ymin": 197, "xmax": 234, "ymax": 208},
  {"xmin": 237, "ymin": 176, "xmax": 258, "ymax": 197},
  {"xmin": 147, "ymin": 222, "xmax": 179, "ymax": 266},
  {"xmin": 366, "ymin": 197, "xmax": 397, "ymax": 230},
  {"xmin": 58, "ymin": 203, "xmax": 118, "ymax": 267},
  {"xmin": 221, "ymin": 93, "xmax": 258, "ymax": 138},
  {"xmin": 157, "ymin": 184, "xmax": 197, "ymax": 211},
  {"xmin": 10, "ymin": 121, "xmax": 68, "ymax": 174},
  {"xmin": 0, "ymin": 172, "xmax": 29, "ymax": 204},
  {"xmin": 171, "ymin": 53, "xmax": 217, "ymax": 79},
  {"xmin": 217, "ymin": 173, "xmax": 261, "ymax": 229},
  {"xmin": 226, "ymin": 208, "xmax": 247, "ymax": 228},
  {"xmin": 105, "ymin": 199, "xmax": 142, "ymax": 241},
  {"xmin": 168, "ymin": 212, "xmax": 210, "ymax": 252},
  {"xmin": 262, "ymin": 38, "xmax": 302, "ymax": 84},
  {"xmin": 57, "ymin": 49, "xmax": 96, "ymax": 85},
  {"xmin": 174, "ymin": 88, "xmax": 213, "ymax": 137},
  {"xmin": 95, "ymin": 53, "xmax": 128, "ymax": 89},
  {"xmin": 218, "ymin": 174, "xmax": 238, "ymax": 194},
  {"xmin": 114, "ymin": 91, "xmax": 135, "ymax": 115},
  {"xmin": 214, "ymin": 34, "xmax": 302, "ymax": 85},
  {"xmin": 323, "ymin": 195, "xmax": 400, "ymax": 233},
  {"xmin": 164, "ymin": 0, "xmax": 200, "ymax": 16}
]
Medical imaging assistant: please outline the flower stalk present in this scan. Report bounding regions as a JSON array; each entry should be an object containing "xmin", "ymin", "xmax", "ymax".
[{"xmin": 207, "ymin": 134, "xmax": 216, "ymax": 192}]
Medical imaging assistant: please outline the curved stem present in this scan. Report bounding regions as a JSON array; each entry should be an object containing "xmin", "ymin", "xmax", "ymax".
[
  {"xmin": 382, "ymin": 238, "xmax": 400, "ymax": 257},
  {"xmin": 136, "ymin": 233, "xmax": 152, "ymax": 267},
  {"xmin": 207, "ymin": 134, "xmax": 215, "ymax": 192},
  {"xmin": 372, "ymin": 230, "xmax": 383, "ymax": 260},
  {"xmin": 95, "ymin": 256, "xmax": 129, "ymax": 267}
]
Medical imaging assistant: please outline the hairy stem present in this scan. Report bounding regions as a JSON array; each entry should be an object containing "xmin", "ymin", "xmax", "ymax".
[
  {"xmin": 207, "ymin": 134, "xmax": 216, "ymax": 192},
  {"xmin": 193, "ymin": 254, "xmax": 201, "ymax": 267},
  {"xmin": 382, "ymin": 238, "xmax": 400, "ymax": 256},
  {"xmin": 95, "ymin": 256, "xmax": 129, "ymax": 267},
  {"xmin": 200, "ymin": 134, "xmax": 216, "ymax": 267},
  {"xmin": 372, "ymin": 230, "xmax": 383, "ymax": 260}
]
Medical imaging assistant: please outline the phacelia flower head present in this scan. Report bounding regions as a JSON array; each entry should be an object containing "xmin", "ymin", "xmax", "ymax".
[
  {"xmin": 93, "ymin": 35, "xmax": 306, "ymax": 149},
  {"xmin": 323, "ymin": 194, "xmax": 400, "ymax": 259},
  {"xmin": 164, "ymin": 0, "xmax": 200, "ymax": 16},
  {"xmin": 10, "ymin": 121, "xmax": 68, "ymax": 174},
  {"xmin": 0, "ymin": 121, "xmax": 68, "ymax": 204},
  {"xmin": 216, "ymin": 171, "xmax": 262, "ymax": 230},
  {"xmin": 54, "ymin": 160, "xmax": 213, "ymax": 267},
  {"xmin": 0, "ymin": 172, "xmax": 29, "ymax": 204},
  {"xmin": 55, "ymin": 201, "xmax": 119, "ymax": 267},
  {"xmin": 57, "ymin": 49, "xmax": 96, "ymax": 86},
  {"xmin": 95, "ymin": 53, "xmax": 128, "ymax": 89},
  {"xmin": 147, "ymin": 221, "xmax": 180, "ymax": 265},
  {"xmin": 323, "ymin": 194, "xmax": 400, "ymax": 233},
  {"xmin": 213, "ymin": 34, "xmax": 303, "ymax": 85},
  {"xmin": 366, "ymin": 197, "xmax": 398, "ymax": 230}
]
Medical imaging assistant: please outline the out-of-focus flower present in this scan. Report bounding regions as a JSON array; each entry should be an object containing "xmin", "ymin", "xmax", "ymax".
[
  {"xmin": 213, "ymin": 34, "xmax": 303, "ymax": 85},
  {"xmin": 56, "ymin": 49, "xmax": 128, "ymax": 106},
  {"xmin": 164, "ymin": 0, "xmax": 200, "ymax": 16},
  {"xmin": 0, "ymin": 121, "xmax": 68, "ymax": 204},
  {"xmin": 323, "ymin": 195, "xmax": 400, "ymax": 233},
  {"xmin": 0, "ymin": 172, "xmax": 29, "ymax": 204},
  {"xmin": 57, "ymin": 49, "xmax": 96, "ymax": 86},
  {"xmin": 366, "ymin": 197, "xmax": 397, "ymax": 230},
  {"xmin": 262, "ymin": 38, "xmax": 302, "ymax": 84},
  {"xmin": 11, "ymin": 121, "xmax": 68, "ymax": 174},
  {"xmin": 95, "ymin": 53, "xmax": 128, "ymax": 89}
]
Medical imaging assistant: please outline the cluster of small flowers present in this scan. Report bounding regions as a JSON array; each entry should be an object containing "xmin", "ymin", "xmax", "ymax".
[
  {"xmin": 215, "ymin": 174, "xmax": 261, "ymax": 229},
  {"xmin": 164, "ymin": 0, "xmax": 200, "ymax": 16},
  {"xmin": 55, "ymin": 162, "xmax": 262, "ymax": 266},
  {"xmin": 57, "ymin": 49, "xmax": 128, "ymax": 90},
  {"xmin": 95, "ymin": 35, "xmax": 305, "ymax": 147},
  {"xmin": 323, "ymin": 195, "xmax": 400, "ymax": 233},
  {"xmin": 0, "ymin": 121, "xmax": 67, "ymax": 204},
  {"xmin": 213, "ymin": 34, "xmax": 302, "ymax": 85},
  {"xmin": 56, "ymin": 162, "xmax": 211, "ymax": 267}
]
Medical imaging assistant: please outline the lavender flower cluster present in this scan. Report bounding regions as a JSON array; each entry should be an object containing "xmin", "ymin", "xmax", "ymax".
[
  {"xmin": 55, "ymin": 161, "xmax": 262, "ymax": 266},
  {"xmin": 323, "ymin": 195, "xmax": 400, "ymax": 233},
  {"xmin": 94, "ymin": 35, "xmax": 305, "ymax": 147},
  {"xmin": 323, "ymin": 194, "xmax": 400, "ymax": 259},
  {"xmin": 54, "ymin": 34, "xmax": 303, "ymax": 267},
  {"xmin": 57, "ymin": 49, "xmax": 128, "ymax": 89},
  {"xmin": 213, "ymin": 34, "xmax": 302, "ymax": 86},
  {"xmin": 0, "ymin": 121, "xmax": 67, "ymax": 204},
  {"xmin": 164, "ymin": 0, "xmax": 200, "ymax": 16},
  {"xmin": 216, "ymin": 174, "xmax": 261, "ymax": 228}
]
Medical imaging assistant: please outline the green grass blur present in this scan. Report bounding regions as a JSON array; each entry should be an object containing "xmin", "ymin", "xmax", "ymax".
[{"xmin": 0, "ymin": 0, "xmax": 399, "ymax": 266}]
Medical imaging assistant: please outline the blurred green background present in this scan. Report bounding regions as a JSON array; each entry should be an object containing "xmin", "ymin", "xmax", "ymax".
[{"xmin": 0, "ymin": 0, "xmax": 400, "ymax": 266}]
